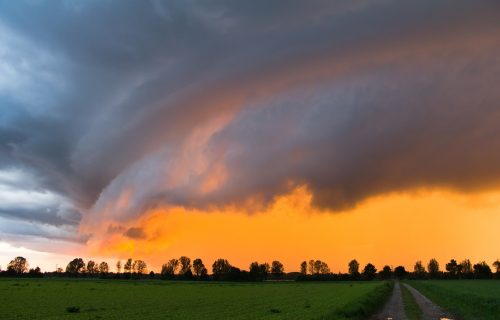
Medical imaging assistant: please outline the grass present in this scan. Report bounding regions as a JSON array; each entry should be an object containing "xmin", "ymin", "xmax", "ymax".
[
  {"xmin": 400, "ymin": 284, "xmax": 422, "ymax": 320},
  {"xmin": 0, "ymin": 279, "xmax": 392, "ymax": 319},
  {"xmin": 407, "ymin": 280, "xmax": 500, "ymax": 320}
]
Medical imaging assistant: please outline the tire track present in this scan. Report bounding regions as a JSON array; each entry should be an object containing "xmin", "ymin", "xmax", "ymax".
[
  {"xmin": 371, "ymin": 281, "xmax": 407, "ymax": 320},
  {"xmin": 402, "ymin": 283, "xmax": 454, "ymax": 320}
]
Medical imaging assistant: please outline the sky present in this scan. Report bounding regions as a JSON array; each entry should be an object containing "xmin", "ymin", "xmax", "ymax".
[{"xmin": 1, "ymin": 0, "xmax": 500, "ymax": 273}]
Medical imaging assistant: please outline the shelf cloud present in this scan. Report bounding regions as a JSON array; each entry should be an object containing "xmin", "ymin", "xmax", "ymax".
[{"xmin": 1, "ymin": 0, "xmax": 500, "ymax": 248}]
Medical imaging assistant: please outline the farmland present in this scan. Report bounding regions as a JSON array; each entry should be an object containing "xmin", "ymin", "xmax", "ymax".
[
  {"xmin": 407, "ymin": 280, "xmax": 500, "ymax": 320},
  {"xmin": 0, "ymin": 279, "xmax": 391, "ymax": 319}
]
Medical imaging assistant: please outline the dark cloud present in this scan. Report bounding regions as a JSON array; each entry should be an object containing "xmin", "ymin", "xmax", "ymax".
[
  {"xmin": 107, "ymin": 224, "xmax": 126, "ymax": 234},
  {"xmin": 1, "ymin": 0, "xmax": 500, "ymax": 241},
  {"xmin": 124, "ymin": 227, "xmax": 147, "ymax": 240}
]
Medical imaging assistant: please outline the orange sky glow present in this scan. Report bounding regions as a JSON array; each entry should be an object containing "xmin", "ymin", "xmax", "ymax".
[{"xmin": 83, "ymin": 186, "xmax": 500, "ymax": 273}]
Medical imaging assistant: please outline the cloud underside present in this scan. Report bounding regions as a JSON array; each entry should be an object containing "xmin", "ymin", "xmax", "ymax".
[{"xmin": 1, "ymin": 0, "xmax": 500, "ymax": 241}]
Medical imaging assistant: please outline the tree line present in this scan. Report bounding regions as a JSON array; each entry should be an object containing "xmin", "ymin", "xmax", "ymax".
[{"xmin": 1, "ymin": 256, "xmax": 499, "ymax": 281}]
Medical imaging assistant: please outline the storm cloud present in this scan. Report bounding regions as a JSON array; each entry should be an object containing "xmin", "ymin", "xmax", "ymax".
[{"xmin": 2, "ymin": 0, "xmax": 500, "ymax": 244}]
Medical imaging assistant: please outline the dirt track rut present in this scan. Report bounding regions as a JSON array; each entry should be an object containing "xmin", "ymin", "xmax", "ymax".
[
  {"xmin": 371, "ymin": 282, "xmax": 407, "ymax": 320},
  {"xmin": 402, "ymin": 283, "xmax": 454, "ymax": 320}
]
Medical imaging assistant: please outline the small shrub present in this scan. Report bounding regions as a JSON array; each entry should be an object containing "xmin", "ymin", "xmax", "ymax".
[
  {"xmin": 270, "ymin": 308, "xmax": 281, "ymax": 313},
  {"xmin": 66, "ymin": 306, "xmax": 80, "ymax": 313}
]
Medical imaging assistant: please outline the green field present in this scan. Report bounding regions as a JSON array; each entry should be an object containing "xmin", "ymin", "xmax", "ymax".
[
  {"xmin": 0, "ymin": 279, "xmax": 391, "ymax": 319},
  {"xmin": 407, "ymin": 280, "xmax": 500, "ymax": 320}
]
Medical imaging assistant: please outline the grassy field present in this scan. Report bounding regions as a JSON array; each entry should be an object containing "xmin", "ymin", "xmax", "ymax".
[
  {"xmin": 407, "ymin": 280, "xmax": 500, "ymax": 320},
  {"xmin": 0, "ymin": 279, "xmax": 391, "ymax": 319}
]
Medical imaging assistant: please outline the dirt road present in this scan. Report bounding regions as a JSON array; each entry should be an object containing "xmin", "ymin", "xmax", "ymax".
[
  {"xmin": 371, "ymin": 282, "xmax": 454, "ymax": 320},
  {"xmin": 371, "ymin": 282, "xmax": 407, "ymax": 320},
  {"xmin": 402, "ymin": 283, "xmax": 454, "ymax": 320}
]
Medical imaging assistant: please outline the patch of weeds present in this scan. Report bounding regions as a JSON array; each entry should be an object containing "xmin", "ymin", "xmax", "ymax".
[
  {"xmin": 401, "ymin": 284, "xmax": 423, "ymax": 320},
  {"xmin": 66, "ymin": 306, "xmax": 80, "ymax": 313},
  {"xmin": 270, "ymin": 308, "xmax": 281, "ymax": 313},
  {"xmin": 330, "ymin": 281, "xmax": 394, "ymax": 320}
]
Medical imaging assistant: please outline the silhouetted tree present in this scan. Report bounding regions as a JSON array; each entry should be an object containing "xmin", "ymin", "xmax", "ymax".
[
  {"xmin": 460, "ymin": 259, "xmax": 473, "ymax": 278},
  {"xmin": 271, "ymin": 261, "xmax": 284, "ymax": 276},
  {"xmin": 249, "ymin": 262, "xmax": 269, "ymax": 281},
  {"xmin": 492, "ymin": 259, "xmax": 500, "ymax": 275},
  {"xmin": 394, "ymin": 266, "xmax": 407, "ymax": 279},
  {"xmin": 300, "ymin": 261, "xmax": 307, "ymax": 275},
  {"xmin": 473, "ymin": 261, "xmax": 492, "ymax": 279},
  {"xmin": 179, "ymin": 256, "xmax": 191, "ymax": 275},
  {"xmin": 7, "ymin": 257, "xmax": 28, "ymax": 275},
  {"xmin": 308, "ymin": 260, "xmax": 315, "ymax": 275},
  {"xmin": 362, "ymin": 263, "xmax": 377, "ymax": 280},
  {"xmin": 445, "ymin": 259, "xmax": 459, "ymax": 278},
  {"xmin": 193, "ymin": 258, "xmax": 207, "ymax": 278},
  {"xmin": 212, "ymin": 259, "xmax": 231, "ymax": 279},
  {"xmin": 261, "ymin": 262, "xmax": 270, "ymax": 274},
  {"xmin": 348, "ymin": 259, "xmax": 360, "ymax": 279},
  {"xmin": 124, "ymin": 258, "xmax": 133, "ymax": 274},
  {"xmin": 319, "ymin": 261, "xmax": 330, "ymax": 274},
  {"xmin": 87, "ymin": 260, "xmax": 98, "ymax": 275},
  {"xmin": 305, "ymin": 260, "xmax": 330, "ymax": 275},
  {"xmin": 133, "ymin": 260, "xmax": 147, "ymax": 274},
  {"xmin": 99, "ymin": 262, "xmax": 109, "ymax": 274},
  {"xmin": 161, "ymin": 259, "xmax": 179, "ymax": 279},
  {"xmin": 313, "ymin": 260, "xmax": 322, "ymax": 274},
  {"xmin": 413, "ymin": 261, "xmax": 426, "ymax": 279},
  {"xmin": 227, "ymin": 266, "xmax": 245, "ymax": 281},
  {"xmin": 66, "ymin": 258, "xmax": 85, "ymax": 275},
  {"xmin": 116, "ymin": 261, "xmax": 122, "ymax": 274},
  {"xmin": 249, "ymin": 262, "xmax": 261, "ymax": 280},
  {"xmin": 427, "ymin": 259, "xmax": 439, "ymax": 278},
  {"xmin": 379, "ymin": 265, "xmax": 392, "ymax": 279},
  {"xmin": 28, "ymin": 266, "xmax": 42, "ymax": 277}
]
